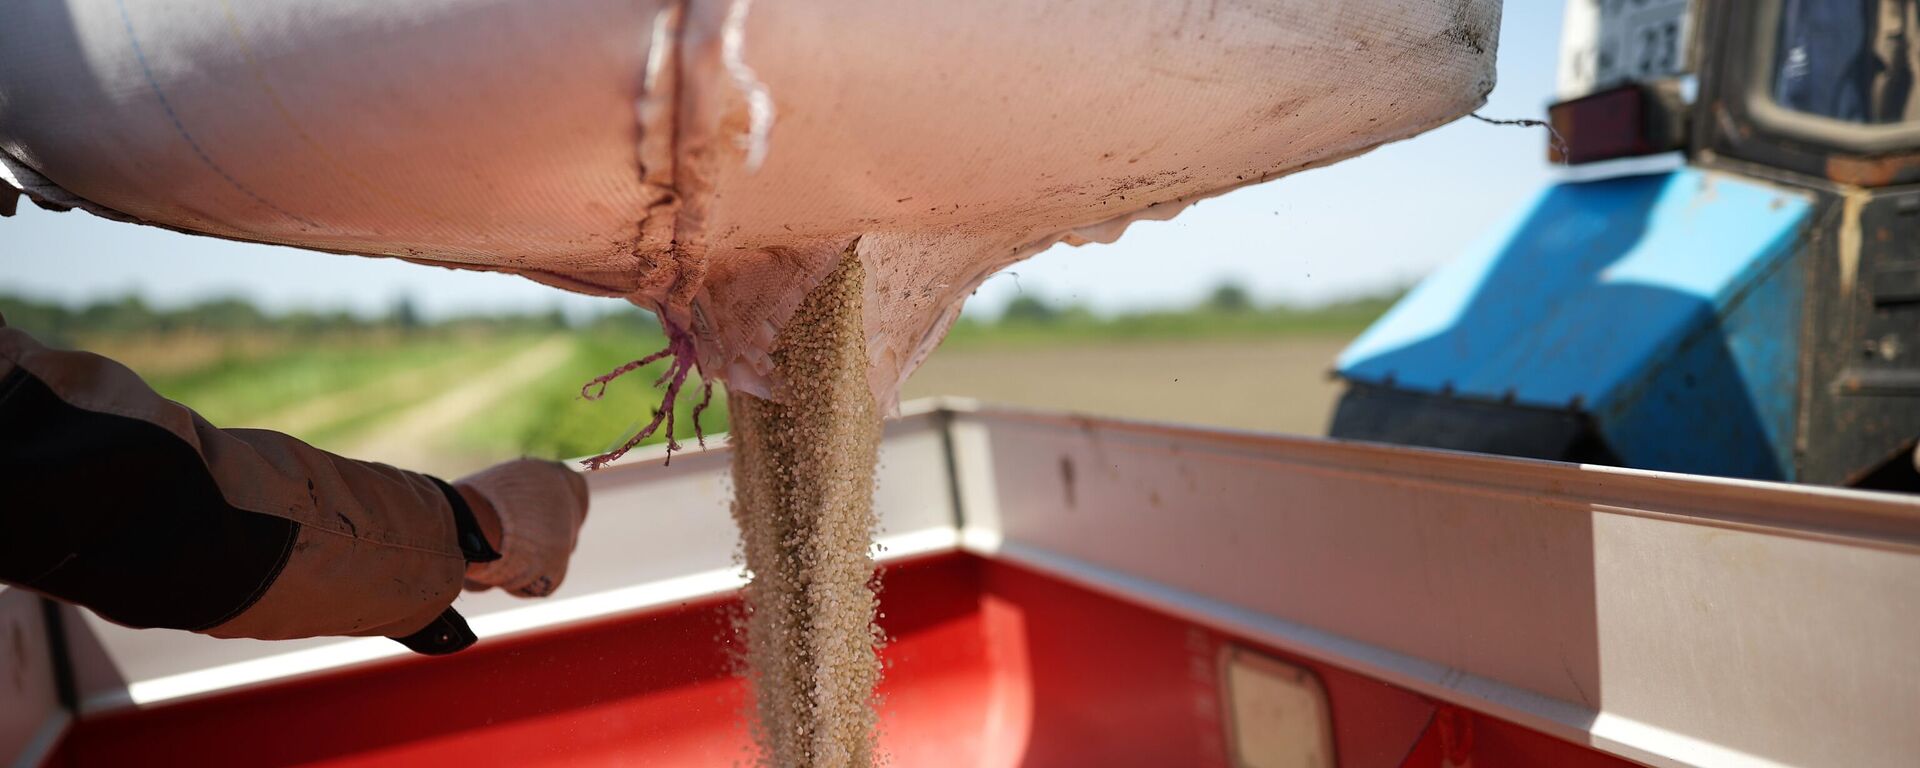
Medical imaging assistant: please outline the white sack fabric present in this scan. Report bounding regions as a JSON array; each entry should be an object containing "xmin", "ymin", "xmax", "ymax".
[{"xmin": 1, "ymin": 0, "xmax": 1500, "ymax": 409}]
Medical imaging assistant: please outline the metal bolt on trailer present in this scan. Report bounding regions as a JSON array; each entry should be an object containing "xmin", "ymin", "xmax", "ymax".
[{"xmin": 6, "ymin": 400, "xmax": 1918, "ymax": 767}]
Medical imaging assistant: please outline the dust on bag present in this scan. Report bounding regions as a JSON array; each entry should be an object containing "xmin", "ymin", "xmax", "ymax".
[{"xmin": 1, "ymin": 0, "xmax": 1500, "ymax": 414}]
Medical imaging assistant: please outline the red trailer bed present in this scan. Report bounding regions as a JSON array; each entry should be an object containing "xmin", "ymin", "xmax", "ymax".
[{"xmin": 41, "ymin": 553, "xmax": 1637, "ymax": 768}]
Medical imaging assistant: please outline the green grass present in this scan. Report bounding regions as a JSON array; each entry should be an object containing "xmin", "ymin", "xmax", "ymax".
[
  {"xmin": 142, "ymin": 333, "xmax": 490, "ymax": 427},
  {"xmin": 297, "ymin": 336, "xmax": 544, "ymax": 448},
  {"xmin": 95, "ymin": 325, "xmax": 729, "ymax": 465},
  {"xmin": 938, "ymin": 298, "xmax": 1396, "ymax": 349},
  {"xmin": 454, "ymin": 327, "xmax": 731, "ymax": 462}
]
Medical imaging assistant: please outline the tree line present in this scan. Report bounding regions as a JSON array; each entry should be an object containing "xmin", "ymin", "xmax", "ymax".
[{"xmin": 0, "ymin": 293, "xmax": 649, "ymax": 346}]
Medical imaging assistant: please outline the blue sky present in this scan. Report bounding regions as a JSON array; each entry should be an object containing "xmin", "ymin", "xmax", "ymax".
[{"xmin": 3, "ymin": 3, "xmax": 1564, "ymax": 319}]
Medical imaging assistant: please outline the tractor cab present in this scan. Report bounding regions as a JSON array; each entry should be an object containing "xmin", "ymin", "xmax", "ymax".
[{"xmin": 1331, "ymin": 0, "xmax": 1920, "ymax": 490}]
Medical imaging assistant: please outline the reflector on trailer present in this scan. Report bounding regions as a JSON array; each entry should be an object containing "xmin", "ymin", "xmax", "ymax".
[
  {"xmin": 1221, "ymin": 647, "xmax": 1334, "ymax": 768},
  {"xmin": 1547, "ymin": 83, "xmax": 1689, "ymax": 165}
]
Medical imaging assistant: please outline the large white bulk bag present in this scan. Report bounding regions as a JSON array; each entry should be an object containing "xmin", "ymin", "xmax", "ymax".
[{"xmin": 1, "ymin": 0, "xmax": 1500, "ymax": 409}]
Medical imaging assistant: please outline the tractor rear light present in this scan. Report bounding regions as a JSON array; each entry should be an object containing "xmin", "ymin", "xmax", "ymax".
[{"xmin": 1548, "ymin": 83, "xmax": 1688, "ymax": 165}]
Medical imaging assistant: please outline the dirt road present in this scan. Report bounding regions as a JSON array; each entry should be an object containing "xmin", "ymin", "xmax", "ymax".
[
  {"xmin": 342, "ymin": 336, "xmax": 574, "ymax": 475},
  {"xmin": 901, "ymin": 335, "xmax": 1351, "ymax": 435}
]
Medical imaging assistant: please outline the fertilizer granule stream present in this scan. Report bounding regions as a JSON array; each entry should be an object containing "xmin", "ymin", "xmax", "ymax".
[{"xmin": 728, "ymin": 251, "xmax": 886, "ymax": 767}]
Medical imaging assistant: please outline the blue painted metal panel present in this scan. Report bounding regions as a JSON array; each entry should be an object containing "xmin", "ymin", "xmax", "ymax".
[
  {"xmin": 1337, "ymin": 169, "xmax": 1812, "ymax": 479},
  {"xmin": 1598, "ymin": 254, "xmax": 1804, "ymax": 479}
]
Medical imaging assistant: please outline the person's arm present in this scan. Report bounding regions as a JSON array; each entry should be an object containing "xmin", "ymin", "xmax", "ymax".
[{"xmin": 0, "ymin": 321, "xmax": 586, "ymax": 654}]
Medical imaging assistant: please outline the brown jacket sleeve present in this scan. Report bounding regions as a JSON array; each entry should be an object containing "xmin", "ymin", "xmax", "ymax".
[{"xmin": 0, "ymin": 321, "xmax": 494, "ymax": 653}]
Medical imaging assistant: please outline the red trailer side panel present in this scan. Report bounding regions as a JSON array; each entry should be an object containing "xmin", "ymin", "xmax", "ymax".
[{"xmin": 48, "ymin": 555, "xmax": 1640, "ymax": 768}]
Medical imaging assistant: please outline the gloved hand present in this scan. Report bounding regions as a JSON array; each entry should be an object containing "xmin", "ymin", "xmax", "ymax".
[{"xmin": 453, "ymin": 459, "xmax": 589, "ymax": 598}]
